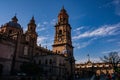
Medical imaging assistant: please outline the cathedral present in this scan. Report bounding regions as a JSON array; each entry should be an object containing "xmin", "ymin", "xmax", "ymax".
[{"xmin": 0, "ymin": 7, "xmax": 75, "ymax": 80}]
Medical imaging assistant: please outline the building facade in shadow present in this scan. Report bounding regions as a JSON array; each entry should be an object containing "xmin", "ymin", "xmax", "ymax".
[{"xmin": 0, "ymin": 7, "xmax": 75, "ymax": 80}]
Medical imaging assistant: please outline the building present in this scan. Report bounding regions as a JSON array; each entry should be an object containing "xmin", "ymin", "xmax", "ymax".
[
  {"xmin": 75, "ymin": 60, "xmax": 117, "ymax": 79},
  {"xmin": 0, "ymin": 7, "xmax": 75, "ymax": 80}
]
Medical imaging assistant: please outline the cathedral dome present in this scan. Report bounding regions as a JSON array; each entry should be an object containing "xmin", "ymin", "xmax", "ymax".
[
  {"xmin": 5, "ymin": 21, "xmax": 21, "ymax": 29},
  {"xmin": 4, "ymin": 16, "xmax": 22, "ymax": 29}
]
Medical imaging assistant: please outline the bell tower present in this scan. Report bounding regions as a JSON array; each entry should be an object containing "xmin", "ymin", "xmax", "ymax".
[
  {"xmin": 52, "ymin": 7, "xmax": 73, "ymax": 57},
  {"xmin": 25, "ymin": 16, "xmax": 38, "ymax": 44},
  {"xmin": 23, "ymin": 16, "xmax": 38, "ymax": 59}
]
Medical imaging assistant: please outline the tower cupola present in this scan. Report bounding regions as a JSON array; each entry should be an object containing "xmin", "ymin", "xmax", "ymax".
[
  {"xmin": 12, "ymin": 15, "xmax": 18, "ymax": 23},
  {"xmin": 58, "ymin": 6, "xmax": 69, "ymax": 24},
  {"xmin": 27, "ymin": 16, "xmax": 36, "ymax": 32},
  {"xmin": 29, "ymin": 16, "xmax": 35, "ymax": 24}
]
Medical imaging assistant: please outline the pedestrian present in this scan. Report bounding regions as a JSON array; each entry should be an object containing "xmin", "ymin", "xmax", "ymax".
[
  {"xmin": 112, "ymin": 73, "xmax": 115, "ymax": 80},
  {"xmin": 95, "ymin": 74, "xmax": 100, "ymax": 80},
  {"xmin": 107, "ymin": 74, "xmax": 112, "ymax": 80}
]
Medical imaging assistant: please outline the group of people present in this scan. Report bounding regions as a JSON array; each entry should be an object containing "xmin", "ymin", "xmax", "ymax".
[{"xmin": 94, "ymin": 72, "xmax": 120, "ymax": 80}]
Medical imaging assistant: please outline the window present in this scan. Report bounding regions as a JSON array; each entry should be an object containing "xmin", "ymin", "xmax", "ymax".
[
  {"xmin": 49, "ymin": 68, "xmax": 52, "ymax": 72},
  {"xmin": 26, "ymin": 36, "xmax": 29, "ymax": 41},
  {"xmin": 58, "ymin": 30, "xmax": 62, "ymax": 36},
  {"xmin": 58, "ymin": 51, "xmax": 60, "ymax": 53},
  {"xmin": 0, "ymin": 64, "xmax": 3, "ymax": 75},
  {"xmin": 1, "ymin": 29, "xmax": 4, "ymax": 33},
  {"xmin": 39, "ymin": 60, "xmax": 41, "ymax": 64},
  {"xmin": 49, "ymin": 59, "xmax": 52, "ymax": 65},
  {"xmin": 34, "ymin": 60, "xmax": 36, "ymax": 64},
  {"xmin": 30, "ymin": 26, "xmax": 32, "ymax": 30},
  {"xmin": 35, "ymin": 53, "xmax": 39, "ymax": 56},
  {"xmin": 24, "ymin": 46, "xmax": 28, "ymax": 55},
  {"xmin": 9, "ymin": 30, "xmax": 12, "ymax": 34},
  {"xmin": 45, "ymin": 59, "xmax": 48, "ymax": 65}
]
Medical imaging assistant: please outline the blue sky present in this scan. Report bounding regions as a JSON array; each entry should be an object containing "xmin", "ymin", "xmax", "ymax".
[{"xmin": 0, "ymin": 0, "xmax": 120, "ymax": 63}]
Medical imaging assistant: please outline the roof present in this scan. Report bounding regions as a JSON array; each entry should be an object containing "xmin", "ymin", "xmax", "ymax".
[
  {"xmin": 3, "ymin": 16, "xmax": 22, "ymax": 29},
  {"xmin": 5, "ymin": 21, "xmax": 21, "ymax": 29}
]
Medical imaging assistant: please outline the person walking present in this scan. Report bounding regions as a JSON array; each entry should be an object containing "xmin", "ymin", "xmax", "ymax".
[{"xmin": 107, "ymin": 74, "xmax": 112, "ymax": 80}]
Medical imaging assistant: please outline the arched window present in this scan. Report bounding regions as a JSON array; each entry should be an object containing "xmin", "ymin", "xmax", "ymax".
[{"xmin": 58, "ymin": 30, "xmax": 62, "ymax": 35}]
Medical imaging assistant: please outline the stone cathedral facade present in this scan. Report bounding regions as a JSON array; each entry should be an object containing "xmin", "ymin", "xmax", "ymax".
[{"xmin": 0, "ymin": 7, "xmax": 75, "ymax": 80}]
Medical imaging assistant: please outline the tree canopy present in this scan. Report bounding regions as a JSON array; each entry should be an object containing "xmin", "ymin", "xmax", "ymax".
[{"xmin": 101, "ymin": 52, "xmax": 120, "ymax": 72}]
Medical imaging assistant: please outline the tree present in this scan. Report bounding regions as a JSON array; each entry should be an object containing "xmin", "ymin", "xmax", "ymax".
[{"xmin": 101, "ymin": 52, "xmax": 120, "ymax": 72}]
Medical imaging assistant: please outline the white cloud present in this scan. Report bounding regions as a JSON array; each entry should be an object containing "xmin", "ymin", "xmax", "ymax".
[
  {"xmin": 99, "ymin": 1, "xmax": 112, "ymax": 9},
  {"xmin": 37, "ymin": 23, "xmax": 47, "ymax": 32},
  {"xmin": 107, "ymin": 38, "xmax": 116, "ymax": 42},
  {"xmin": 113, "ymin": 0, "xmax": 120, "ymax": 16},
  {"xmin": 50, "ymin": 19, "xmax": 57, "ymax": 25},
  {"xmin": 37, "ymin": 19, "xmax": 56, "ymax": 32},
  {"xmin": 73, "ymin": 23, "xmax": 120, "ymax": 40},
  {"xmin": 74, "ymin": 42, "xmax": 90, "ymax": 49},
  {"xmin": 117, "ymin": 42, "xmax": 120, "ymax": 46},
  {"xmin": 107, "ymin": 39, "xmax": 120, "ymax": 47},
  {"xmin": 37, "ymin": 36, "xmax": 47, "ymax": 45},
  {"xmin": 102, "ymin": 48, "xmax": 120, "ymax": 54},
  {"xmin": 37, "ymin": 27, "xmax": 46, "ymax": 32},
  {"xmin": 74, "ymin": 38, "xmax": 96, "ymax": 49},
  {"xmin": 37, "ymin": 23, "xmax": 44, "ymax": 28},
  {"xmin": 41, "ymin": 42, "xmax": 53, "ymax": 50},
  {"xmin": 43, "ymin": 21, "xmax": 48, "ymax": 25},
  {"xmin": 23, "ymin": 27, "xmax": 27, "ymax": 33},
  {"xmin": 73, "ymin": 26, "xmax": 84, "ymax": 31},
  {"xmin": 73, "ymin": 43, "xmax": 80, "ymax": 49},
  {"xmin": 99, "ymin": 0, "xmax": 120, "ymax": 16},
  {"xmin": 113, "ymin": 0, "xmax": 120, "ymax": 4},
  {"xmin": 102, "ymin": 49, "xmax": 120, "ymax": 60},
  {"xmin": 36, "ymin": 18, "xmax": 56, "ymax": 49},
  {"xmin": 37, "ymin": 36, "xmax": 53, "ymax": 50}
]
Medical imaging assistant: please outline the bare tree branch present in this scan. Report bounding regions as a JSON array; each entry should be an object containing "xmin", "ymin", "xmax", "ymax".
[{"xmin": 100, "ymin": 52, "xmax": 120, "ymax": 72}]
